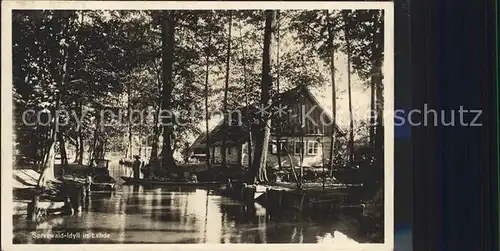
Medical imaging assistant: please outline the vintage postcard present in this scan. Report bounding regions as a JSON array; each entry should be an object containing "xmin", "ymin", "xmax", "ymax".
[{"xmin": 1, "ymin": 1, "xmax": 394, "ymax": 250}]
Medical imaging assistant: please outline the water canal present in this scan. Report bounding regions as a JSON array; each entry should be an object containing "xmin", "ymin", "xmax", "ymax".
[{"xmin": 13, "ymin": 162, "xmax": 370, "ymax": 244}]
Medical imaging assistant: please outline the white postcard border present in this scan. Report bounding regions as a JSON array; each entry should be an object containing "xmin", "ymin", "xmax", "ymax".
[{"xmin": 1, "ymin": 1, "xmax": 395, "ymax": 251}]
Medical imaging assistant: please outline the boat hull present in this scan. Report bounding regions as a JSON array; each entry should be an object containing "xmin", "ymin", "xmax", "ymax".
[{"xmin": 90, "ymin": 183, "xmax": 116, "ymax": 191}]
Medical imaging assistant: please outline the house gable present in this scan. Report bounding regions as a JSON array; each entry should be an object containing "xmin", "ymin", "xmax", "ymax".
[{"xmin": 190, "ymin": 86, "xmax": 345, "ymax": 151}]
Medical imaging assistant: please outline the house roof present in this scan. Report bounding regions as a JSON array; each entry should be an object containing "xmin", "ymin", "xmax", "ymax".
[{"xmin": 190, "ymin": 86, "xmax": 346, "ymax": 150}]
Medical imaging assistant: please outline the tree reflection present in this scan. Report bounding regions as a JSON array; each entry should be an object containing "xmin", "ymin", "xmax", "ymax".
[{"xmin": 14, "ymin": 177, "xmax": 371, "ymax": 244}]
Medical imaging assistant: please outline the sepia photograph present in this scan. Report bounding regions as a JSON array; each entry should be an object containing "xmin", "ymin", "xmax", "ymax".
[{"xmin": 2, "ymin": 1, "xmax": 394, "ymax": 250}]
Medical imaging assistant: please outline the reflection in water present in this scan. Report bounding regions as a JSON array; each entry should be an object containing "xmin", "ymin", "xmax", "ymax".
[
  {"xmin": 13, "ymin": 163, "xmax": 365, "ymax": 244},
  {"xmin": 317, "ymin": 231, "xmax": 361, "ymax": 246}
]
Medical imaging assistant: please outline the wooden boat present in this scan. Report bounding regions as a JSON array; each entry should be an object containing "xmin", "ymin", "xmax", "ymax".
[
  {"xmin": 90, "ymin": 174, "xmax": 116, "ymax": 191},
  {"xmin": 90, "ymin": 182, "xmax": 115, "ymax": 191},
  {"xmin": 121, "ymin": 176, "xmax": 225, "ymax": 188}
]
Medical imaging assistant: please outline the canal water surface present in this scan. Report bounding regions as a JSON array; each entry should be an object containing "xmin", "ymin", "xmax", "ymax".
[{"xmin": 13, "ymin": 162, "xmax": 368, "ymax": 244}]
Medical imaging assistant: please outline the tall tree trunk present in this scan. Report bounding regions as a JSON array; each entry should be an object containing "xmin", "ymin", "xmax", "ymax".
[
  {"xmin": 149, "ymin": 110, "xmax": 160, "ymax": 161},
  {"xmin": 77, "ymin": 137, "xmax": 83, "ymax": 164},
  {"xmin": 73, "ymin": 101, "xmax": 84, "ymax": 164},
  {"xmin": 137, "ymin": 132, "xmax": 142, "ymax": 158},
  {"xmin": 238, "ymin": 25, "xmax": 252, "ymax": 169},
  {"xmin": 204, "ymin": 13, "xmax": 213, "ymax": 169},
  {"xmin": 149, "ymin": 63, "xmax": 162, "ymax": 162},
  {"xmin": 77, "ymin": 101, "xmax": 84, "ymax": 165},
  {"xmin": 211, "ymin": 147, "xmax": 215, "ymax": 165},
  {"xmin": 275, "ymin": 10, "xmax": 283, "ymax": 171},
  {"xmin": 221, "ymin": 12, "xmax": 233, "ymax": 168},
  {"xmin": 75, "ymin": 12, "xmax": 84, "ymax": 165},
  {"xmin": 326, "ymin": 10, "xmax": 338, "ymax": 171},
  {"xmin": 373, "ymin": 15, "xmax": 384, "ymax": 164},
  {"xmin": 370, "ymin": 67, "xmax": 376, "ymax": 151},
  {"xmin": 38, "ymin": 124, "xmax": 57, "ymax": 187},
  {"xmin": 100, "ymin": 138, "xmax": 107, "ymax": 159},
  {"xmin": 90, "ymin": 110, "xmax": 101, "ymax": 161},
  {"xmin": 127, "ymin": 84, "xmax": 133, "ymax": 159},
  {"xmin": 160, "ymin": 11, "xmax": 177, "ymax": 171},
  {"xmin": 299, "ymin": 103, "xmax": 305, "ymax": 183},
  {"xmin": 59, "ymin": 133, "xmax": 68, "ymax": 166},
  {"xmin": 322, "ymin": 140, "xmax": 326, "ymax": 189},
  {"xmin": 343, "ymin": 11, "xmax": 355, "ymax": 164},
  {"xmin": 44, "ymin": 124, "xmax": 51, "ymax": 161},
  {"xmin": 124, "ymin": 145, "xmax": 128, "ymax": 159},
  {"xmin": 73, "ymin": 135, "xmax": 80, "ymax": 163},
  {"xmin": 36, "ymin": 126, "xmax": 45, "ymax": 167},
  {"xmin": 38, "ymin": 25, "xmax": 70, "ymax": 187},
  {"xmin": 251, "ymin": 10, "xmax": 275, "ymax": 184}
]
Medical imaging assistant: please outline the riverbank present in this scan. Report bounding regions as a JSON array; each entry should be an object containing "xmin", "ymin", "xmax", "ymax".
[
  {"xmin": 14, "ymin": 162, "xmax": 383, "ymax": 243},
  {"xmin": 13, "ymin": 184, "xmax": 369, "ymax": 244},
  {"xmin": 13, "ymin": 167, "xmax": 91, "ymax": 221}
]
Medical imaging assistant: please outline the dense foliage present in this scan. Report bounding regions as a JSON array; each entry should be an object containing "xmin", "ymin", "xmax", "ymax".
[{"xmin": 13, "ymin": 9, "xmax": 384, "ymax": 186}]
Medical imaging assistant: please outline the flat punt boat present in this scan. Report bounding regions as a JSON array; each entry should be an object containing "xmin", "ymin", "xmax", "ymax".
[
  {"xmin": 121, "ymin": 177, "xmax": 225, "ymax": 188},
  {"xmin": 90, "ymin": 174, "xmax": 116, "ymax": 191},
  {"xmin": 90, "ymin": 182, "xmax": 116, "ymax": 191}
]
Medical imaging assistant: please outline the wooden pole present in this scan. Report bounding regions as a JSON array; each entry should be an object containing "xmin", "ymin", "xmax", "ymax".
[{"xmin": 28, "ymin": 195, "xmax": 39, "ymax": 222}]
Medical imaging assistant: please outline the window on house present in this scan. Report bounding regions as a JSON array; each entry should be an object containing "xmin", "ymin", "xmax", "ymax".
[
  {"xmin": 294, "ymin": 141, "xmax": 305, "ymax": 155},
  {"xmin": 270, "ymin": 142, "xmax": 277, "ymax": 154},
  {"xmin": 307, "ymin": 141, "xmax": 320, "ymax": 155},
  {"xmin": 227, "ymin": 147, "xmax": 232, "ymax": 155},
  {"xmin": 279, "ymin": 141, "xmax": 288, "ymax": 154},
  {"xmin": 270, "ymin": 140, "xmax": 287, "ymax": 155}
]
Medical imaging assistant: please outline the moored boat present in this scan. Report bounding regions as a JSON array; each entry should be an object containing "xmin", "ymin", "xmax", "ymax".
[
  {"xmin": 121, "ymin": 176, "xmax": 225, "ymax": 188},
  {"xmin": 90, "ymin": 182, "xmax": 115, "ymax": 191},
  {"xmin": 89, "ymin": 174, "xmax": 116, "ymax": 191}
]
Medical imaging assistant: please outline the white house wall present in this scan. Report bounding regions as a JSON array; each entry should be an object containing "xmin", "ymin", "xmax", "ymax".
[{"xmin": 212, "ymin": 135, "xmax": 338, "ymax": 168}]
